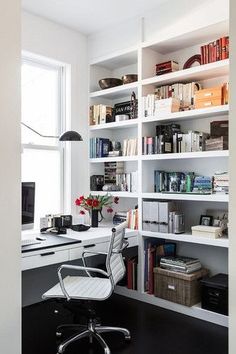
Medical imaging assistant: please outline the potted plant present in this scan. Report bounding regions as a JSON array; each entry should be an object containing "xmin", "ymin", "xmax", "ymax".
[{"xmin": 75, "ymin": 194, "xmax": 119, "ymax": 227}]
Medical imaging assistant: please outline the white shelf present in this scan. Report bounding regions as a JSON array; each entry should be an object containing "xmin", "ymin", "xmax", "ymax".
[
  {"xmin": 90, "ymin": 191, "xmax": 138, "ymax": 198},
  {"xmin": 142, "ymin": 105, "xmax": 229, "ymax": 124},
  {"xmin": 90, "ymin": 81, "xmax": 138, "ymax": 99},
  {"xmin": 142, "ymin": 193, "xmax": 229, "ymax": 202},
  {"xmin": 114, "ymin": 286, "xmax": 228, "ymax": 327},
  {"xmin": 142, "ymin": 60, "xmax": 229, "ymax": 87},
  {"xmin": 141, "ymin": 230, "xmax": 229, "ymax": 248},
  {"xmin": 142, "ymin": 150, "xmax": 229, "ymax": 161},
  {"xmin": 89, "ymin": 155, "xmax": 138, "ymax": 163},
  {"xmin": 90, "ymin": 46, "xmax": 138, "ymax": 69},
  {"xmin": 89, "ymin": 119, "xmax": 138, "ymax": 131}
]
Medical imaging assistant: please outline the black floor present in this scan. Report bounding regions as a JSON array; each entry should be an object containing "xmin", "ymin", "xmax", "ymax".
[{"xmin": 22, "ymin": 294, "xmax": 228, "ymax": 354}]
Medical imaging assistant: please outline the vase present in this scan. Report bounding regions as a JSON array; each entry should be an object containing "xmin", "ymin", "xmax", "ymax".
[{"xmin": 91, "ymin": 209, "xmax": 99, "ymax": 227}]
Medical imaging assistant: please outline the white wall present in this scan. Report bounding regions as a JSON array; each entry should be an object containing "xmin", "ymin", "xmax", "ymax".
[
  {"xmin": 22, "ymin": 11, "xmax": 89, "ymax": 215},
  {"xmin": 88, "ymin": 0, "xmax": 229, "ymax": 61},
  {"xmin": 0, "ymin": 1, "xmax": 21, "ymax": 353},
  {"xmin": 229, "ymin": 1, "xmax": 236, "ymax": 352}
]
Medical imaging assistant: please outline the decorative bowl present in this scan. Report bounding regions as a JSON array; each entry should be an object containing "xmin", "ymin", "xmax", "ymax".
[
  {"xmin": 122, "ymin": 74, "xmax": 138, "ymax": 84},
  {"xmin": 99, "ymin": 78, "xmax": 123, "ymax": 90}
]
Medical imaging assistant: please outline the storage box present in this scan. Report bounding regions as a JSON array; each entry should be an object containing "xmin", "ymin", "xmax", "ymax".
[
  {"xmin": 191, "ymin": 225, "xmax": 222, "ymax": 239},
  {"xmin": 210, "ymin": 120, "xmax": 229, "ymax": 137},
  {"xmin": 156, "ymin": 60, "xmax": 179, "ymax": 75},
  {"xmin": 195, "ymin": 86, "xmax": 223, "ymax": 109},
  {"xmin": 154, "ymin": 267, "xmax": 208, "ymax": 306},
  {"xmin": 155, "ymin": 98, "xmax": 180, "ymax": 115},
  {"xmin": 201, "ymin": 273, "xmax": 228, "ymax": 315},
  {"xmin": 205, "ymin": 136, "xmax": 228, "ymax": 151}
]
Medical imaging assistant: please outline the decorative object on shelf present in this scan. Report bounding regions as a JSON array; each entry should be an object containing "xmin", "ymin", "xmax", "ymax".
[
  {"xmin": 115, "ymin": 114, "xmax": 129, "ymax": 122},
  {"xmin": 183, "ymin": 55, "xmax": 201, "ymax": 69},
  {"xmin": 155, "ymin": 60, "xmax": 179, "ymax": 75},
  {"xmin": 90, "ymin": 175, "xmax": 104, "ymax": 191},
  {"xmin": 191, "ymin": 225, "xmax": 222, "ymax": 239},
  {"xmin": 122, "ymin": 74, "xmax": 138, "ymax": 84},
  {"xmin": 75, "ymin": 194, "xmax": 119, "ymax": 227},
  {"xmin": 199, "ymin": 215, "xmax": 213, "ymax": 226},
  {"xmin": 130, "ymin": 91, "xmax": 138, "ymax": 119},
  {"xmin": 98, "ymin": 78, "xmax": 123, "ymax": 90},
  {"xmin": 21, "ymin": 122, "xmax": 83, "ymax": 141}
]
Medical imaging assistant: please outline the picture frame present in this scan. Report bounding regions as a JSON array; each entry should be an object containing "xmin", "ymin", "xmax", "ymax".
[{"xmin": 199, "ymin": 215, "xmax": 213, "ymax": 226}]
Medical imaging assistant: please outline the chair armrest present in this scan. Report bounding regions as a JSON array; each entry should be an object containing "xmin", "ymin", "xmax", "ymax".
[
  {"xmin": 81, "ymin": 251, "xmax": 108, "ymax": 276},
  {"xmin": 57, "ymin": 264, "xmax": 109, "ymax": 301}
]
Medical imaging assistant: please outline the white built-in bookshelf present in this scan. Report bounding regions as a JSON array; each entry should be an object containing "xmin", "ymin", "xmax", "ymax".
[{"xmin": 88, "ymin": 20, "xmax": 229, "ymax": 327}]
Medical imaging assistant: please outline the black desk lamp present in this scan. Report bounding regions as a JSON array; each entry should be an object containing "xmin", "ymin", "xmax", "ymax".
[{"xmin": 21, "ymin": 122, "xmax": 83, "ymax": 141}]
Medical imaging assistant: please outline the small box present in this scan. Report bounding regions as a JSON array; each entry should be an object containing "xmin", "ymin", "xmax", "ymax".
[
  {"xmin": 156, "ymin": 60, "xmax": 179, "ymax": 75},
  {"xmin": 210, "ymin": 120, "xmax": 229, "ymax": 137},
  {"xmin": 201, "ymin": 273, "xmax": 228, "ymax": 315},
  {"xmin": 191, "ymin": 225, "xmax": 222, "ymax": 239},
  {"xmin": 155, "ymin": 98, "xmax": 180, "ymax": 115},
  {"xmin": 154, "ymin": 267, "xmax": 208, "ymax": 306},
  {"xmin": 205, "ymin": 136, "xmax": 228, "ymax": 151},
  {"xmin": 195, "ymin": 86, "xmax": 223, "ymax": 109}
]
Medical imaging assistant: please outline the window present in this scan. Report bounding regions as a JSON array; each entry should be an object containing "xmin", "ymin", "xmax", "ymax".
[{"xmin": 21, "ymin": 57, "xmax": 65, "ymax": 228}]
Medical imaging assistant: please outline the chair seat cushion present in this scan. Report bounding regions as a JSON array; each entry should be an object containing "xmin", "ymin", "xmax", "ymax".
[{"xmin": 42, "ymin": 276, "xmax": 112, "ymax": 301}]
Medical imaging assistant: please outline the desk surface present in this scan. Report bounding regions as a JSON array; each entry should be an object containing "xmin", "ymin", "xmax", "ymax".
[{"xmin": 22, "ymin": 225, "xmax": 138, "ymax": 254}]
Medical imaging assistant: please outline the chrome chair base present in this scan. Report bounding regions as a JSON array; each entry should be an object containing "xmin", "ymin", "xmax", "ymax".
[{"xmin": 56, "ymin": 319, "xmax": 131, "ymax": 354}]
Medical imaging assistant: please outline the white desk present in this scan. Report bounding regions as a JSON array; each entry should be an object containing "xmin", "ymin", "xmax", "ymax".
[{"xmin": 22, "ymin": 226, "xmax": 138, "ymax": 271}]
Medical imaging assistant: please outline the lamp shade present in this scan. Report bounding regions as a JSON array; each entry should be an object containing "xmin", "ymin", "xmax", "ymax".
[{"xmin": 59, "ymin": 130, "xmax": 83, "ymax": 141}]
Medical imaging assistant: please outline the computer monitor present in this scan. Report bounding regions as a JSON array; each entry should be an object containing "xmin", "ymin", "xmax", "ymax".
[{"xmin": 22, "ymin": 182, "xmax": 35, "ymax": 230}]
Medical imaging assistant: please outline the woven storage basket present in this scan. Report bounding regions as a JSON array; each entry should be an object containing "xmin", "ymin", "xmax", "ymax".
[{"xmin": 154, "ymin": 267, "xmax": 208, "ymax": 307}]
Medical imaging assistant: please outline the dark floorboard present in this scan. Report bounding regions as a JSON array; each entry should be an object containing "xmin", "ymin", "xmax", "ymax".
[{"xmin": 22, "ymin": 294, "xmax": 228, "ymax": 354}]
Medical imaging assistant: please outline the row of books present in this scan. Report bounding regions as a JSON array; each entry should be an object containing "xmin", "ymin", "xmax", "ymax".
[
  {"xmin": 89, "ymin": 138, "xmax": 137, "ymax": 158},
  {"xmin": 116, "ymin": 171, "xmax": 138, "ymax": 192},
  {"xmin": 201, "ymin": 36, "xmax": 229, "ymax": 65},
  {"xmin": 142, "ymin": 130, "xmax": 209, "ymax": 155},
  {"xmin": 127, "ymin": 208, "xmax": 139, "ymax": 230},
  {"xmin": 123, "ymin": 138, "xmax": 138, "ymax": 156},
  {"xmin": 160, "ymin": 256, "xmax": 202, "ymax": 274},
  {"xmin": 144, "ymin": 239, "xmax": 176, "ymax": 294},
  {"xmin": 154, "ymin": 170, "xmax": 214, "ymax": 194},
  {"xmin": 90, "ymin": 104, "xmax": 112, "ymax": 125}
]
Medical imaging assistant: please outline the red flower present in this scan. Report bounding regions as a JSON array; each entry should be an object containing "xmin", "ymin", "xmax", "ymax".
[
  {"xmin": 92, "ymin": 199, "xmax": 99, "ymax": 208},
  {"xmin": 107, "ymin": 207, "xmax": 113, "ymax": 213},
  {"xmin": 114, "ymin": 196, "xmax": 119, "ymax": 204},
  {"xmin": 79, "ymin": 210, "xmax": 85, "ymax": 215},
  {"xmin": 75, "ymin": 198, "xmax": 81, "ymax": 206},
  {"xmin": 79, "ymin": 196, "xmax": 84, "ymax": 201},
  {"xmin": 86, "ymin": 199, "xmax": 93, "ymax": 207}
]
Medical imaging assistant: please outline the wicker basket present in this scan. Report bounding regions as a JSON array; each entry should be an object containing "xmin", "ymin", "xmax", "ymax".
[{"xmin": 154, "ymin": 267, "xmax": 208, "ymax": 307}]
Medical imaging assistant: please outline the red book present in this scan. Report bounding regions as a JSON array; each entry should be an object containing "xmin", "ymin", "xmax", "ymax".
[
  {"xmin": 221, "ymin": 37, "xmax": 227, "ymax": 60},
  {"xmin": 216, "ymin": 39, "xmax": 220, "ymax": 61},
  {"xmin": 226, "ymin": 36, "xmax": 229, "ymax": 59},
  {"xmin": 127, "ymin": 259, "xmax": 133, "ymax": 289},
  {"xmin": 209, "ymin": 42, "xmax": 213, "ymax": 63},
  {"xmin": 219, "ymin": 38, "xmax": 222, "ymax": 60}
]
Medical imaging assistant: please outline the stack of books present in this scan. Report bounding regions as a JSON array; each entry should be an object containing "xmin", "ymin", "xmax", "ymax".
[
  {"xmin": 104, "ymin": 162, "xmax": 124, "ymax": 184},
  {"xmin": 160, "ymin": 256, "xmax": 202, "ymax": 274},
  {"xmin": 201, "ymin": 36, "xmax": 229, "ymax": 64},
  {"xmin": 127, "ymin": 256, "xmax": 138, "ymax": 290},
  {"xmin": 127, "ymin": 208, "xmax": 138, "ymax": 230},
  {"xmin": 123, "ymin": 138, "xmax": 138, "ymax": 156},
  {"xmin": 213, "ymin": 172, "xmax": 229, "ymax": 194},
  {"xmin": 90, "ymin": 137, "xmax": 110, "ymax": 158},
  {"xmin": 116, "ymin": 171, "xmax": 138, "ymax": 192}
]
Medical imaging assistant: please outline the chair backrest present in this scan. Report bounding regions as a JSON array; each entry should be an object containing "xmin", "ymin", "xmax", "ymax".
[{"xmin": 106, "ymin": 221, "xmax": 128, "ymax": 287}]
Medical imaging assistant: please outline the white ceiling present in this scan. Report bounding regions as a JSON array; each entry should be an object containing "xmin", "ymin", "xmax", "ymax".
[{"xmin": 22, "ymin": 0, "xmax": 167, "ymax": 35}]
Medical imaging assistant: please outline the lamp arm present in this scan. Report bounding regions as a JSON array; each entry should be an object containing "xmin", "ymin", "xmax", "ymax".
[{"xmin": 21, "ymin": 122, "xmax": 59, "ymax": 139}]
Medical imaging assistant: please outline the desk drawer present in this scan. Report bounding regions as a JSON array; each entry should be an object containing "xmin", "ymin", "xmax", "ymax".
[
  {"xmin": 22, "ymin": 249, "xmax": 69, "ymax": 271},
  {"xmin": 69, "ymin": 242, "xmax": 108, "ymax": 261}
]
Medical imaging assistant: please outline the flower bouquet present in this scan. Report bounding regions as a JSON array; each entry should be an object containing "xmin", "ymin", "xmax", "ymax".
[{"xmin": 75, "ymin": 194, "xmax": 119, "ymax": 227}]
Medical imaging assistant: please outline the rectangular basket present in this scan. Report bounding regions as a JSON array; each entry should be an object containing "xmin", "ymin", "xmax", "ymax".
[{"xmin": 154, "ymin": 267, "xmax": 208, "ymax": 307}]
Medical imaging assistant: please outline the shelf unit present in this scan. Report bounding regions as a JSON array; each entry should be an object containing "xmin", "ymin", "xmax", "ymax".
[{"xmin": 88, "ymin": 21, "xmax": 229, "ymax": 326}]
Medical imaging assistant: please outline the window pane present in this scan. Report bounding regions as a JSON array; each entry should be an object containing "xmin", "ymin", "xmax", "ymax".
[
  {"xmin": 21, "ymin": 62, "xmax": 60, "ymax": 146},
  {"xmin": 21, "ymin": 149, "xmax": 61, "ymax": 228}
]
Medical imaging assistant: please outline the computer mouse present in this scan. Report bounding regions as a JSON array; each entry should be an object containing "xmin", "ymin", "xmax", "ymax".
[
  {"xmin": 36, "ymin": 236, "xmax": 47, "ymax": 241},
  {"xmin": 71, "ymin": 224, "xmax": 90, "ymax": 232}
]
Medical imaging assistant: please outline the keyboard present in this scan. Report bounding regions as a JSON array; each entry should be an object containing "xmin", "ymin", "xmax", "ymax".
[{"xmin": 21, "ymin": 239, "xmax": 41, "ymax": 247}]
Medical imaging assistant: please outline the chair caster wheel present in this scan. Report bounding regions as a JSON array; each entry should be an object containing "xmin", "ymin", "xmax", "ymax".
[
  {"xmin": 56, "ymin": 332, "xmax": 62, "ymax": 338},
  {"xmin": 125, "ymin": 335, "xmax": 131, "ymax": 341}
]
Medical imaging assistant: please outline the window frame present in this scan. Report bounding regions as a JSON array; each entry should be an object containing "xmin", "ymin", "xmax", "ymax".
[{"xmin": 21, "ymin": 55, "xmax": 67, "ymax": 215}]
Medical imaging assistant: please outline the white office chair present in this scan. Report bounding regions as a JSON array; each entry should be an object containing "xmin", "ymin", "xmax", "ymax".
[{"xmin": 42, "ymin": 221, "xmax": 131, "ymax": 354}]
